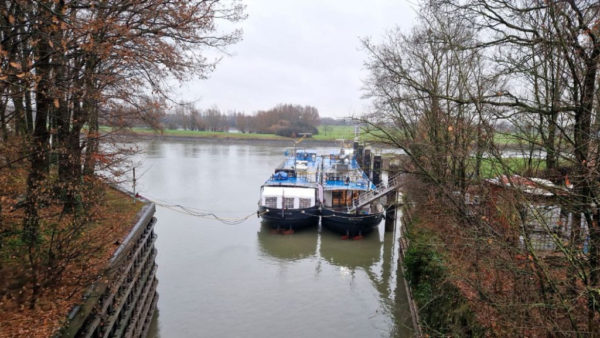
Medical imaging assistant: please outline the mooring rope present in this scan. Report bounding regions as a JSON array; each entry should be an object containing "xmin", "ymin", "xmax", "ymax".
[
  {"xmin": 138, "ymin": 194, "xmax": 384, "ymax": 225},
  {"xmin": 138, "ymin": 194, "xmax": 264, "ymax": 225}
]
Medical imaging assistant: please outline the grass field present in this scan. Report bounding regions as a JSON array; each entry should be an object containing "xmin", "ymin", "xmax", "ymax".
[
  {"xmin": 474, "ymin": 157, "xmax": 547, "ymax": 178},
  {"xmin": 101, "ymin": 125, "xmax": 560, "ymax": 180},
  {"xmin": 131, "ymin": 127, "xmax": 290, "ymax": 140},
  {"xmin": 493, "ymin": 132, "xmax": 543, "ymax": 146},
  {"xmin": 313, "ymin": 125, "xmax": 356, "ymax": 140},
  {"xmin": 103, "ymin": 125, "xmax": 364, "ymax": 142},
  {"xmin": 102, "ymin": 125, "xmax": 539, "ymax": 148},
  {"xmin": 101, "ymin": 126, "xmax": 289, "ymax": 140}
]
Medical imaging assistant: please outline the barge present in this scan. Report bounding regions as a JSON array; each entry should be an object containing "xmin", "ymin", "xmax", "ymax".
[
  {"xmin": 258, "ymin": 149, "xmax": 321, "ymax": 231},
  {"xmin": 320, "ymin": 145, "xmax": 384, "ymax": 237}
]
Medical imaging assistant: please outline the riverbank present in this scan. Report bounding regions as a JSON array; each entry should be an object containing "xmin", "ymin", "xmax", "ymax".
[
  {"xmin": 101, "ymin": 125, "xmax": 367, "ymax": 147},
  {"xmin": 105, "ymin": 126, "xmax": 534, "ymax": 151},
  {"xmin": 103, "ymin": 128, "xmax": 364, "ymax": 147},
  {"xmin": 113, "ymin": 130, "xmax": 343, "ymax": 147},
  {"xmin": 0, "ymin": 171, "xmax": 144, "ymax": 337}
]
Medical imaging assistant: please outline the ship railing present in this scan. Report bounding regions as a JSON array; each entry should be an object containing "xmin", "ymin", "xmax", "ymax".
[{"xmin": 348, "ymin": 174, "xmax": 403, "ymax": 212}]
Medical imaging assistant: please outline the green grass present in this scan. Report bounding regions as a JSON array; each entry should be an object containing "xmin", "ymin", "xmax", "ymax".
[
  {"xmin": 102, "ymin": 125, "xmax": 372, "ymax": 142},
  {"xmin": 314, "ymin": 125, "xmax": 389, "ymax": 142},
  {"xmin": 134, "ymin": 127, "xmax": 290, "ymax": 140},
  {"xmin": 101, "ymin": 125, "xmax": 534, "ymax": 147},
  {"xmin": 493, "ymin": 132, "xmax": 521, "ymax": 146},
  {"xmin": 473, "ymin": 157, "xmax": 547, "ymax": 178},
  {"xmin": 493, "ymin": 132, "xmax": 545, "ymax": 146},
  {"xmin": 314, "ymin": 125, "xmax": 356, "ymax": 140},
  {"xmin": 101, "ymin": 126, "xmax": 289, "ymax": 140}
]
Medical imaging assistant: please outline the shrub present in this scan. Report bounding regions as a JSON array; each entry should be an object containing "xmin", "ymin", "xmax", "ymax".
[
  {"xmin": 274, "ymin": 121, "xmax": 318, "ymax": 137},
  {"xmin": 404, "ymin": 226, "xmax": 485, "ymax": 336}
]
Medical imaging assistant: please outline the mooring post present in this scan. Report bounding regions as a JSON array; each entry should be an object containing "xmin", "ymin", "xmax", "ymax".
[
  {"xmin": 356, "ymin": 144, "xmax": 364, "ymax": 167},
  {"xmin": 363, "ymin": 148, "xmax": 371, "ymax": 179},
  {"xmin": 373, "ymin": 155, "xmax": 382, "ymax": 185},
  {"xmin": 385, "ymin": 190, "xmax": 397, "ymax": 232},
  {"xmin": 385, "ymin": 164, "xmax": 399, "ymax": 232}
]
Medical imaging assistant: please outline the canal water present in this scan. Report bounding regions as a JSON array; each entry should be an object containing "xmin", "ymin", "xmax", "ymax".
[{"xmin": 129, "ymin": 139, "xmax": 413, "ymax": 337}]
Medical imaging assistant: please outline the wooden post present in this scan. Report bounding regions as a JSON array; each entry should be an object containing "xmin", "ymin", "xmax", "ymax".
[
  {"xmin": 385, "ymin": 190, "xmax": 397, "ymax": 232},
  {"xmin": 385, "ymin": 164, "xmax": 399, "ymax": 232}
]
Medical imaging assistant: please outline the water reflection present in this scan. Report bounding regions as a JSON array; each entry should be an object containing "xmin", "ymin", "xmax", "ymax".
[
  {"xmin": 319, "ymin": 228, "xmax": 382, "ymax": 270},
  {"xmin": 256, "ymin": 222, "xmax": 413, "ymax": 336},
  {"xmin": 257, "ymin": 223, "xmax": 318, "ymax": 262},
  {"xmin": 182, "ymin": 142, "xmax": 203, "ymax": 158},
  {"xmin": 146, "ymin": 139, "xmax": 162, "ymax": 157},
  {"xmin": 134, "ymin": 139, "xmax": 413, "ymax": 338}
]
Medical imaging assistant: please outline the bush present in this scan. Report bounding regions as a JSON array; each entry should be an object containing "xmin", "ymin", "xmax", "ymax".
[
  {"xmin": 274, "ymin": 121, "xmax": 318, "ymax": 137},
  {"xmin": 404, "ymin": 226, "xmax": 486, "ymax": 336}
]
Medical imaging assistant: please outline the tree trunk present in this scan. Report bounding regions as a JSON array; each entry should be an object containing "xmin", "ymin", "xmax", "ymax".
[
  {"xmin": 544, "ymin": 112, "xmax": 557, "ymax": 171},
  {"xmin": 0, "ymin": 97, "xmax": 7, "ymax": 141},
  {"xmin": 82, "ymin": 56, "xmax": 99, "ymax": 177},
  {"xmin": 22, "ymin": 14, "xmax": 54, "ymax": 309}
]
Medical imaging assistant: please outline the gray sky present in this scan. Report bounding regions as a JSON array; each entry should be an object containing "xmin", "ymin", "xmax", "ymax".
[{"xmin": 175, "ymin": 0, "xmax": 417, "ymax": 118}]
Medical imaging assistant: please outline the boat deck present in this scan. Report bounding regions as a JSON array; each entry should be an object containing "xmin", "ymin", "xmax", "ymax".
[
  {"xmin": 263, "ymin": 149, "xmax": 321, "ymax": 187},
  {"xmin": 321, "ymin": 153, "xmax": 375, "ymax": 191}
]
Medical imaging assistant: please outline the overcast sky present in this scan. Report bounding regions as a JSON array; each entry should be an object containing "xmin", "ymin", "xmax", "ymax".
[{"xmin": 174, "ymin": 0, "xmax": 417, "ymax": 118}]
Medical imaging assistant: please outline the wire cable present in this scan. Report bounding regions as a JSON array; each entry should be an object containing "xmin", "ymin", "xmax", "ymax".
[
  {"xmin": 138, "ymin": 193, "xmax": 264, "ymax": 225},
  {"xmin": 138, "ymin": 194, "xmax": 385, "ymax": 225}
]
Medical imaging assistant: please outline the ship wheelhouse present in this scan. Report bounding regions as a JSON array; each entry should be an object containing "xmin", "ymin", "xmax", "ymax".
[{"xmin": 260, "ymin": 186, "xmax": 318, "ymax": 210}]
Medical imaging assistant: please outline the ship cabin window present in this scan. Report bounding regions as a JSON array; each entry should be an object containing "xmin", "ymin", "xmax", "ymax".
[
  {"xmin": 331, "ymin": 190, "xmax": 359, "ymax": 207},
  {"xmin": 327, "ymin": 173, "xmax": 342, "ymax": 182},
  {"xmin": 265, "ymin": 197, "xmax": 277, "ymax": 208},
  {"xmin": 299, "ymin": 198, "xmax": 311, "ymax": 209},
  {"xmin": 283, "ymin": 197, "xmax": 295, "ymax": 209},
  {"xmin": 296, "ymin": 171, "xmax": 307, "ymax": 181}
]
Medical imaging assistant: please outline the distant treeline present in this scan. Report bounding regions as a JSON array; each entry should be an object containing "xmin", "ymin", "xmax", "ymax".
[{"xmin": 136, "ymin": 103, "xmax": 352, "ymax": 136}]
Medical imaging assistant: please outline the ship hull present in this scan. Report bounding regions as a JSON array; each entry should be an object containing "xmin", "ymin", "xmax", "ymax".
[
  {"xmin": 321, "ymin": 208, "xmax": 383, "ymax": 236},
  {"xmin": 258, "ymin": 205, "xmax": 320, "ymax": 231}
]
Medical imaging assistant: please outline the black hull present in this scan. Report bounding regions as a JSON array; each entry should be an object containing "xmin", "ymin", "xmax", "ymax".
[
  {"xmin": 258, "ymin": 205, "xmax": 320, "ymax": 231},
  {"xmin": 321, "ymin": 208, "xmax": 383, "ymax": 236}
]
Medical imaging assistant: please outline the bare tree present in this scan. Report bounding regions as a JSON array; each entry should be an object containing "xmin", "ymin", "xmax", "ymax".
[
  {"xmin": 363, "ymin": 0, "xmax": 600, "ymax": 334},
  {"xmin": 441, "ymin": 0, "xmax": 600, "ymax": 332},
  {"xmin": 0, "ymin": 0, "xmax": 245, "ymax": 309},
  {"xmin": 362, "ymin": 5, "xmax": 493, "ymax": 190}
]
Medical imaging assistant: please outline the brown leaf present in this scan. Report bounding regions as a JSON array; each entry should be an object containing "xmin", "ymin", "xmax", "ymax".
[{"xmin": 53, "ymin": 98, "xmax": 60, "ymax": 108}]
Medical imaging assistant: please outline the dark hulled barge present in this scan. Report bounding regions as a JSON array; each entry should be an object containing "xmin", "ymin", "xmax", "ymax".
[
  {"xmin": 258, "ymin": 149, "xmax": 322, "ymax": 231},
  {"xmin": 320, "ymin": 146, "xmax": 384, "ymax": 237}
]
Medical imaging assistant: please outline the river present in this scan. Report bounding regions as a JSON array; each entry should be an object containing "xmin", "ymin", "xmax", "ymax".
[{"xmin": 127, "ymin": 139, "xmax": 413, "ymax": 337}]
